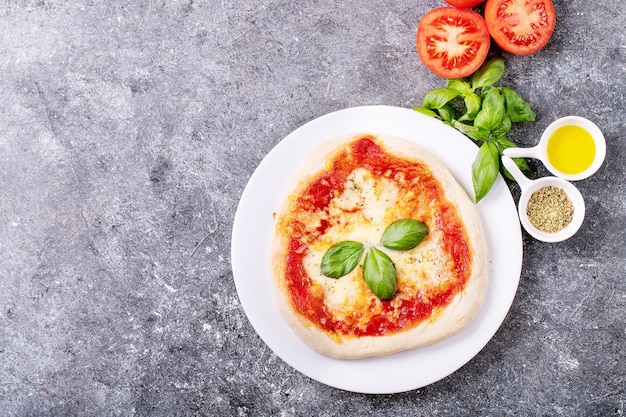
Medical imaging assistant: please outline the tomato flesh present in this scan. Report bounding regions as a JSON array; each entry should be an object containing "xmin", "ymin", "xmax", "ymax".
[
  {"xmin": 417, "ymin": 7, "xmax": 490, "ymax": 79},
  {"xmin": 445, "ymin": 0, "xmax": 486, "ymax": 8},
  {"xmin": 484, "ymin": 0, "xmax": 556, "ymax": 55}
]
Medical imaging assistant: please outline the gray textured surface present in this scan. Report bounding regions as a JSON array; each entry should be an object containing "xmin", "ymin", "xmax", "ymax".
[{"xmin": 0, "ymin": 0, "xmax": 624, "ymax": 416}]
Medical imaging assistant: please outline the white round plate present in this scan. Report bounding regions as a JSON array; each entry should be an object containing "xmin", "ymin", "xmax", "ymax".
[{"xmin": 231, "ymin": 105, "xmax": 522, "ymax": 394}]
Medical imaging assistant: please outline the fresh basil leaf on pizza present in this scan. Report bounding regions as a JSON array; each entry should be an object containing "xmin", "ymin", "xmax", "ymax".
[{"xmin": 271, "ymin": 133, "xmax": 488, "ymax": 359}]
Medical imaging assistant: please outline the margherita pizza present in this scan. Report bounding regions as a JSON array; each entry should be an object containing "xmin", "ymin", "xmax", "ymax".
[{"xmin": 271, "ymin": 133, "xmax": 487, "ymax": 359}]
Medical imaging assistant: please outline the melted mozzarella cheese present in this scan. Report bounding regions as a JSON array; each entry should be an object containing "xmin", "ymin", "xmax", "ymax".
[
  {"xmin": 392, "ymin": 229, "xmax": 447, "ymax": 294},
  {"xmin": 301, "ymin": 167, "xmax": 453, "ymax": 320},
  {"xmin": 333, "ymin": 168, "xmax": 399, "ymax": 224}
]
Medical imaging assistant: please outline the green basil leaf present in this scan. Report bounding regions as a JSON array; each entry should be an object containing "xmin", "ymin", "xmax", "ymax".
[
  {"xmin": 459, "ymin": 93, "xmax": 482, "ymax": 121},
  {"xmin": 380, "ymin": 218, "xmax": 429, "ymax": 251},
  {"xmin": 492, "ymin": 136, "xmax": 531, "ymax": 179},
  {"xmin": 363, "ymin": 247, "xmax": 397, "ymax": 300},
  {"xmin": 492, "ymin": 117, "xmax": 512, "ymax": 138},
  {"xmin": 472, "ymin": 141, "xmax": 500, "ymax": 203},
  {"xmin": 438, "ymin": 104, "xmax": 457, "ymax": 122},
  {"xmin": 474, "ymin": 88, "xmax": 505, "ymax": 132},
  {"xmin": 480, "ymin": 85, "xmax": 496, "ymax": 97},
  {"xmin": 492, "ymin": 135, "xmax": 516, "ymax": 153},
  {"xmin": 423, "ymin": 88, "xmax": 459, "ymax": 109},
  {"xmin": 513, "ymin": 157, "xmax": 531, "ymax": 178},
  {"xmin": 451, "ymin": 120, "xmax": 491, "ymax": 141},
  {"xmin": 502, "ymin": 157, "xmax": 531, "ymax": 181},
  {"xmin": 446, "ymin": 79, "xmax": 472, "ymax": 96},
  {"xmin": 471, "ymin": 58, "xmax": 505, "ymax": 89},
  {"xmin": 321, "ymin": 241, "xmax": 364, "ymax": 278},
  {"xmin": 412, "ymin": 106, "xmax": 441, "ymax": 120},
  {"xmin": 500, "ymin": 87, "xmax": 536, "ymax": 123}
]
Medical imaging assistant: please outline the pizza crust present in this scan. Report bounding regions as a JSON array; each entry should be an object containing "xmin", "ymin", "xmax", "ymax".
[{"xmin": 271, "ymin": 133, "xmax": 488, "ymax": 359}]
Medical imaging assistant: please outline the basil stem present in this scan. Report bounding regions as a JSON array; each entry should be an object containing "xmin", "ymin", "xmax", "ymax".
[
  {"xmin": 380, "ymin": 218, "xmax": 428, "ymax": 251},
  {"xmin": 472, "ymin": 141, "xmax": 500, "ymax": 203},
  {"xmin": 363, "ymin": 247, "xmax": 397, "ymax": 300},
  {"xmin": 451, "ymin": 120, "xmax": 490, "ymax": 141},
  {"xmin": 321, "ymin": 241, "xmax": 364, "ymax": 279}
]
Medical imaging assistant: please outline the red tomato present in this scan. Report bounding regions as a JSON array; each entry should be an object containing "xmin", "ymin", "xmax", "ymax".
[
  {"xmin": 484, "ymin": 0, "xmax": 556, "ymax": 55},
  {"xmin": 416, "ymin": 7, "xmax": 491, "ymax": 79},
  {"xmin": 444, "ymin": 0, "xmax": 486, "ymax": 8}
]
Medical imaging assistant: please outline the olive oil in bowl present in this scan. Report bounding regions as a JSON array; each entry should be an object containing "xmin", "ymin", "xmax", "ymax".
[
  {"xmin": 503, "ymin": 116, "xmax": 606, "ymax": 181},
  {"xmin": 546, "ymin": 125, "xmax": 596, "ymax": 175}
]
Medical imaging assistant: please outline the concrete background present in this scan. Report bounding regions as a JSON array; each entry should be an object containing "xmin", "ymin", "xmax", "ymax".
[{"xmin": 0, "ymin": 0, "xmax": 624, "ymax": 415}]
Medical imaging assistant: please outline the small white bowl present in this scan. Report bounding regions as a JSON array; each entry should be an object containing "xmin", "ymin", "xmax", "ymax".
[
  {"xmin": 503, "ymin": 116, "xmax": 605, "ymax": 181},
  {"xmin": 501, "ymin": 156, "xmax": 585, "ymax": 243}
]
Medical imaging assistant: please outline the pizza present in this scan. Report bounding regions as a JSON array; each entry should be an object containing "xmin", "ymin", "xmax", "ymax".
[{"xmin": 271, "ymin": 133, "xmax": 487, "ymax": 359}]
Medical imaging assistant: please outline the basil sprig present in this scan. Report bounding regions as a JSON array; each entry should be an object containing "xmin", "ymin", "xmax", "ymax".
[
  {"xmin": 413, "ymin": 58, "xmax": 534, "ymax": 202},
  {"xmin": 320, "ymin": 218, "xmax": 429, "ymax": 300},
  {"xmin": 320, "ymin": 241, "xmax": 364, "ymax": 278}
]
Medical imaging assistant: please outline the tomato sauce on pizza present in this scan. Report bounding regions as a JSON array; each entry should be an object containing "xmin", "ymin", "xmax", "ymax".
[{"xmin": 278, "ymin": 135, "xmax": 473, "ymax": 338}]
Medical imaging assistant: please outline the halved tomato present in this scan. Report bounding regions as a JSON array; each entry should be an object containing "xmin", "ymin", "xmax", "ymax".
[
  {"xmin": 484, "ymin": 0, "xmax": 556, "ymax": 55},
  {"xmin": 416, "ymin": 7, "xmax": 491, "ymax": 79},
  {"xmin": 445, "ymin": 0, "xmax": 486, "ymax": 8}
]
